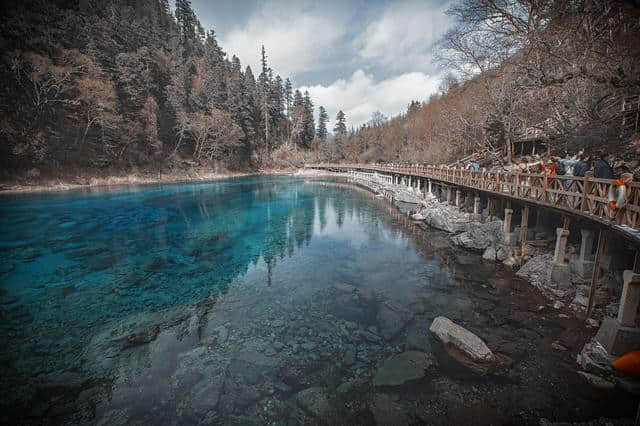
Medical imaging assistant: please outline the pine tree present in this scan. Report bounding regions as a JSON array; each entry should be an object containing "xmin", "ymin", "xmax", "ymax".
[
  {"xmin": 241, "ymin": 66, "xmax": 260, "ymax": 143},
  {"xmin": 258, "ymin": 45, "xmax": 271, "ymax": 151},
  {"xmin": 333, "ymin": 110, "xmax": 347, "ymax": 136},
  {"xmin": 333, "ymin": 110, "xmax": 347, "ymax": 159},
  {"xmin": 302, "ymin": 90, "xmax": 315, "ymax": 146},
  {"xmin": 290, "ymin": 90, "xmax": 305, "ymax": 147},
  {"xmin": 175, "ymin": 0, "xmax": 198, "ymax": 59},
  {"xmin": 201, "ymin": 30, "xmax": 227, "ymax": 111},
  {"xmin": 316, "ymin": 106, "xmax": 328, "ymax": 141}
]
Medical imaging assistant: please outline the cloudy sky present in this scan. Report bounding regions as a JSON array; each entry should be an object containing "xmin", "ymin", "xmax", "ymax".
[{"xmin": 191, "ymin": 0, "xmax": 452, "ymax": 129}]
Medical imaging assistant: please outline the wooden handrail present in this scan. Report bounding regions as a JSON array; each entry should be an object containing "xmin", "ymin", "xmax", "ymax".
[{"xmin": 308, "ymin": 163, "xmax": 640, "ymax": 238}]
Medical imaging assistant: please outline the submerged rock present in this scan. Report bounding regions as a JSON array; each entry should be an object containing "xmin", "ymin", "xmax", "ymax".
[
  {"xmin": 295, "ymin": 387, "xmax": 335, "ymax": 419},
  {"xmin": 376, "ymin": 301, "xmax": 413, "ymax": 341},
  {"xmin": 429, "ymin": 316, "xmax": 505, "ymax": 376},
  {"xmin": 368, "ymin": 393, "xmax": 413, "ymax": 426},
  {"xmin": 373, "ymin": 351, "xmax": 434, "ymax": 386}
]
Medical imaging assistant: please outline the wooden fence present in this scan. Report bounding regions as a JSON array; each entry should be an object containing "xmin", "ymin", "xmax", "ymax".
[{"xmin": 308, "ymin": 163, "xmax": 640, "ymax": 237}]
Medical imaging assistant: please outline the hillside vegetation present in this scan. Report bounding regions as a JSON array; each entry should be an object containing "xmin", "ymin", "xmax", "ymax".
[
  {"xmin": 343, "ymin": 1, "xmax": 640, "ymax": 165},
  {"xmin": 1, "ymin": 1, "xmax": 639, "ymax": 183}
]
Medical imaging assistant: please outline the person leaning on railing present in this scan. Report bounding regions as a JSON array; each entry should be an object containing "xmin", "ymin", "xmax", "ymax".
[{"xmin": 594, "ymin": 153, "xmax": 614, "ymax": 179}]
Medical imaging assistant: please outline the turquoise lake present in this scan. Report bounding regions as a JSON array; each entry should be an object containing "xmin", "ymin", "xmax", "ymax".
[{"xmin": 0, "ymin": 176, "xmax": 634, "ymax": 424}]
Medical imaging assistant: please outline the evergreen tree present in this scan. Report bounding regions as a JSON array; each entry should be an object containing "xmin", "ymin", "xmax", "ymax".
[
  {"xmin": 241, "ymin": 66, "xmax": 260, "ymax": 143},
  {"xmin": 302, "ymin": 90, "xmax": 315, "ymax": 146},
  {"xmin": 284, "ymin": 78, "xmax": 293, "ymax": 119},
  {"xmin": 333, "ymin": 110, "xmax": 347, "ymax": 158},
  {"xmin": 333, "ymin": 110, "xmax": 347, "ymax": 136},
  {"xmin": 316, "ymin": 106, "xmax": 328, "ymax": 141},
  {"xmin": 257, "ymin": 45, "xmax": 271, "ymax": 150}
]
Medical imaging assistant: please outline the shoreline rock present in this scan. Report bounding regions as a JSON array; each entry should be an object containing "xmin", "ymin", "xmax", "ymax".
[{"xmin": 429, "ymin": 316, "xmax": 507, "ymax": 376}]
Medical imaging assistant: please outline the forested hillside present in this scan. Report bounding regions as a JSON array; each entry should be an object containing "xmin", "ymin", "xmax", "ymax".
[
  {"xmin": 2, "ymin": 0, "xmax": 640, "ymax": 183},
  {"xmin": 0, "ymin": 0, "xmax": 324, "ymax": 180},
  {"xmin": 342, "ymin": 1, "xmax": 640, "ymax": 165}
]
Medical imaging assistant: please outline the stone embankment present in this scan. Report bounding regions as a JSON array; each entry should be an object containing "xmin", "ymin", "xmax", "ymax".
[{"xmin": 349, "ymin": 172, "xmax": 615, "ymax": 313}]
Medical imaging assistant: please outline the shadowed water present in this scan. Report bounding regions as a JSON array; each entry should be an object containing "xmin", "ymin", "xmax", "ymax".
[{"xmin": 0, "ymin": 176, "xmax": 634, "ymax": 425}]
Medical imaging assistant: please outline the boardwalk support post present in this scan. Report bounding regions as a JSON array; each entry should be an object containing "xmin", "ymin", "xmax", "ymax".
[
  {"xmin": 473, "ymin": 196, "xmax": 482, "ymax": 222},
  {"xmin": 595, "ymin": 270, "xmax": 640, "ymax": 356},
  {"xmin": 547, "ymin": 227, "xmax": 572, "ymax": 291},
  {"xmin": 573, "ymin": 229, "xmax": 595, "ymax": 280},
  {"xmin": 456, "ymin": 189, "xmax": 462, "ymax": 208}
]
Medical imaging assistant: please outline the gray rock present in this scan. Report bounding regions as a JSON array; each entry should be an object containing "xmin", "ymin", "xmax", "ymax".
[
  {"xmin": 373, "ymin": 351, "xmax": 434, "ymax": 386},
  {"xmin": 577, "ymin": 338, "xmax": 614, "ymax": 375},
  {"xmin": 577, "ymin": 371, "xmax": 615, "ymax": 390},
  {"xmin": 482, "ymin": 247, "xmax": 497, "ymax": 261},
  {"xmin": 301, "ymin": 342, "xmax": 316, "ymax": 351},
  {"xmin": 368, "ymin": 393, "xmax": 412, "ymax": 426},
  {"xmin": 216, "ymin": 326, "xmax": 229, "ymax": 344},
  {"xmin": 451, "ymin": 220, "xmax": 503, "ymax": 251},
  {"xmin": 376, "ymin": 302, "xmax": 413, "ymax": 341},
  {"xmin": 496, "ymin": 247, "xmax": 508, "ymax": 262},
  {"xmin": 405, "ymin": 328, "xmax": 431, "ymax": 352},
  {"xmin": 429, "ymin": 316, "xmax": 505, "ymax": 375},
  {"xmin": 336, "ymin": 381, "xmax": 354, "ymax": 394},
  {"xmin": 344, "ymin": 349, "xmax": 356, "ymax": 365},
  {"xmin": 295, "ymin": 387, "xmax": 334, "ymax": 419}
]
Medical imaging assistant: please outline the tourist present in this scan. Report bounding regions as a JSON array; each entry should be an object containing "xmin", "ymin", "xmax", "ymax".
[
  {"xmin": 594, "ymin": 153, "xmax": 614, "ymax": 179},
  {"xmin": 573, "ymin": 155, "xmax": 589, "ymax": 178}
]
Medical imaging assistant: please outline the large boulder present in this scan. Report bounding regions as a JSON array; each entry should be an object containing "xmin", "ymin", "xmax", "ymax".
[
  {"xmin": 373, "ymin": 351, "xmax": 434, "ymax": 386},
  {"xmin": 429, "ymin": 316, "xmax": 504, "ymax": 375},
  {"xmin": 451, "ymin": 220, "xmax": 503, "ymax": 252},
  {"xmin": 423, "ymin": 206, "xmax": 468, "ymax": 234}
]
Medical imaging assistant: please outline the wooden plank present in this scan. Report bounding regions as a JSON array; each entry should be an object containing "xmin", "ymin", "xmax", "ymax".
[{"xmin": 586, "ymin": 230, "xmax": 607, "ymax": 318}]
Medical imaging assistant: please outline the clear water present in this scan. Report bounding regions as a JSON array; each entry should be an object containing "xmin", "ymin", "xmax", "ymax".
[{"xmin": 0, "ymin": 176, "xmax": 633, "ymax": 424}]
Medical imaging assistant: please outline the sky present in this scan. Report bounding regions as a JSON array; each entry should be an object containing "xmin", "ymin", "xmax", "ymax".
[{"xmin": 190, "ymin": 0, "xmax": 452, "ymax": 129}]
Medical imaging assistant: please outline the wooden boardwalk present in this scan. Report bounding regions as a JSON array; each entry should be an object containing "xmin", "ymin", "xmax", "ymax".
[{"xmin": 308, "ymin": 163, "xmax": 640, "ymax": 244}]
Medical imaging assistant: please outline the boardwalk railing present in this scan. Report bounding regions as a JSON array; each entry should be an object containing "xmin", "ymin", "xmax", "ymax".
[{"xmin": 308, "ymin": 163, "xmax": 640, "ymax": 234}]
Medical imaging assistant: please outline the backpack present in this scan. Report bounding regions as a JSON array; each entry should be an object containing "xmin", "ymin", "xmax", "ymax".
[{"xmin": 556, "ymin": 161, "xmax": 566, "ymax": 176}]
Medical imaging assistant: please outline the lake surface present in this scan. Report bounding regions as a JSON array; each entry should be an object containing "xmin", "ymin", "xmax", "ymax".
[{"xmin": 0, "ymin": 176, "xmax": 634, "ymax": 424}]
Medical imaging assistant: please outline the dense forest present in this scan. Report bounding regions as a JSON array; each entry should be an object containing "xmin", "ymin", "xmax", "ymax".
[
  {"xmin": 0, "ymin": 0, "xmax": 330, "ymax": 180},
  {"xmin": 1, "ymin": 0, "xmax": 639, "ymax": 182},
  {"xmin": 343, "ymin": 0, "xmax": 640, "ymax": 165}
]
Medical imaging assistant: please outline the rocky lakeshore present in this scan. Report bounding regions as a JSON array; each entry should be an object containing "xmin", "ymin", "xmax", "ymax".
[{"xmin": 350, "ymin": 172, "xmax": 640, "ymax": 412}]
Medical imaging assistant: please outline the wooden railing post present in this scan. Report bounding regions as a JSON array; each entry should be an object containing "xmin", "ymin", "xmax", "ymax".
[
  {"xmin": 543, "ymin": 172, "xmax": 549, "ymax": 203},
  {"xmin": 581, "ymin": 171, "xmax": 592, "ymax": 212}
]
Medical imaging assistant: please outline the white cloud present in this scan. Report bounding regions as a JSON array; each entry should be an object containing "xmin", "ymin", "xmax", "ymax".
[
  {"xmin": 220, "ymin": 4, "xmax": 347, "ymax": 78},
  {"xmin": 352, "ymin": 1, "xmax": 452, "ymax": 71},
  {"xmin": 299, "ymin": 69, "xmax": 441, "ymax": 130}
]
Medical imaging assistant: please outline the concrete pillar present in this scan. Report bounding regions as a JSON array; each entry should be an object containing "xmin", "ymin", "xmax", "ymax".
[
  {"xmin": 596, "ymin": 270, "xmax": 640, "ymax": 355},
  {"xmin": 553, "ymin": 228, "xmax": 570, "ymax": 264},
  {"xmin": 503, "ymin": 208, "xmax": 514, "ymax": 233},
  {"xmin": 474, "ymin": 196, "xmax": 481, "ymax": 215},
  {"xmin": 619, "ymin": 270, "xmax": 640, "ymax": 327},
  {"xmin": 571, "ymin": 229, "xmax": 595, "ymax": 280},
  {"xmin": 579, "ymin": 229, "xmax": 595, "ymax": 262},
  {"xmin": 455, "ymin": 190, "xmax": 462, "ymax": 207},
  {"xmin": 447, "ymin": 187, "xmax": 453, "ymax": 204},
  {"xmin": 428, "ymin": 180, "xmax": 432, "ymax": 194},
  {"xmin": 417, "ymin": 179, "xmax": 421, "ymax": 191}
]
